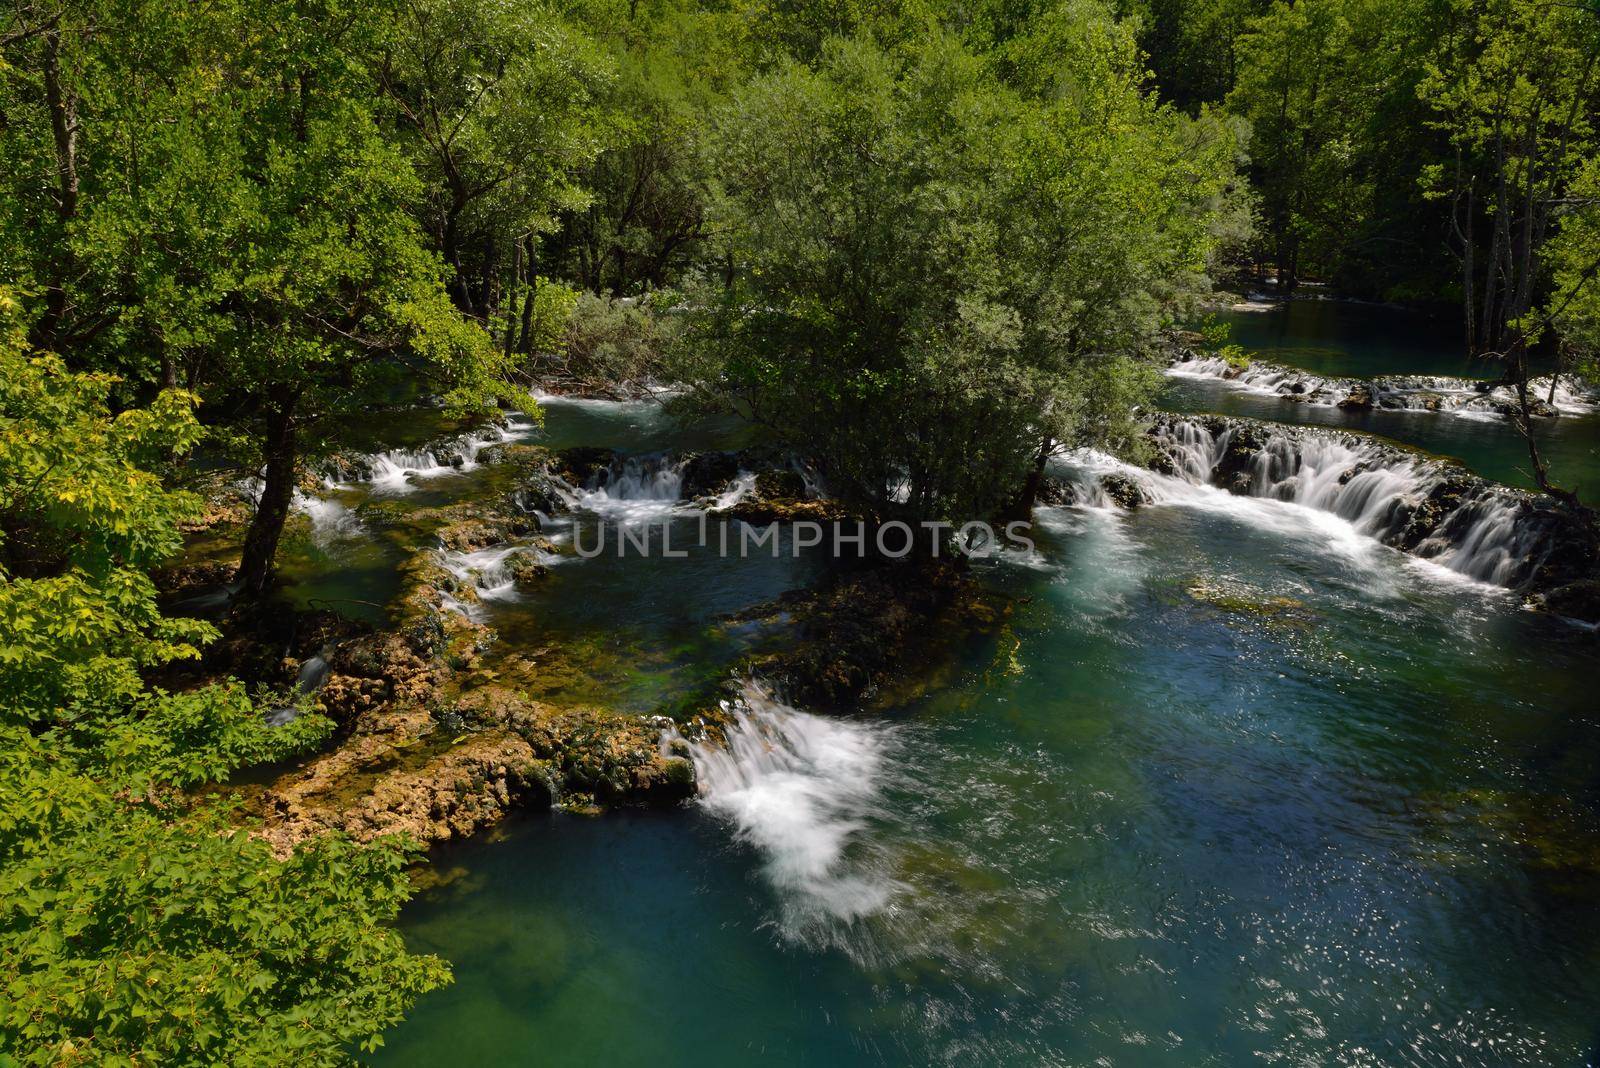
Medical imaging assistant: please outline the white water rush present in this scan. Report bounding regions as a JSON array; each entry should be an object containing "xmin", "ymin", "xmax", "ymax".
[
  {"xmin": 685, "ymin": 684, "xmax": 903, "ymax": 946},
  {"xmin": 559, "ymin": 454, "xmax": 688, "ymax": 521}
]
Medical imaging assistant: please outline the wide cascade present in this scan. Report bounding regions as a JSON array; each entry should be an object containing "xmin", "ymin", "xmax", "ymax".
[{"xmin": 1141, "ymin": 416, "xmax": 1565, "ymax": 587}]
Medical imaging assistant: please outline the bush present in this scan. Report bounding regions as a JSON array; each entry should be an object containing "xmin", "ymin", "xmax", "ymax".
[
  {"xmin": 550, "ymin": 292, "xmax": 676, "ymax": 390},
  {"xmin": 523, "ymin": 279, "xmax": 580, "ymax": 356}
]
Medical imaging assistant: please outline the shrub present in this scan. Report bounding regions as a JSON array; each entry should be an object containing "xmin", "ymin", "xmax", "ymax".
[{"xmin": 550, "ymin": 291, "xmax": 677, "ymax": 390}]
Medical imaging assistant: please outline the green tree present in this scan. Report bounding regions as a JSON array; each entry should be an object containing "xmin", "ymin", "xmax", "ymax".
[
  {"xmin": 1228, "ymin": 0, "xmax": 1358, "ymax": 289},
  {"xmin": 377, "ymin": 0, "xmax": 614, "ymax": 341},
  {"xmin": 675, "ymin": 21, "xmax": 1240, "ymax": 525},
  {"xmin": 0, "ymin": 0, "xmax": 529, "ymax": 596},
  {"xmin": 1419, "ymin": 0, "xmax": 1600, "ymax": 358},
  {"xmin": 0, "ymin": 300, "xmax": 449, "ymax": 1063}
]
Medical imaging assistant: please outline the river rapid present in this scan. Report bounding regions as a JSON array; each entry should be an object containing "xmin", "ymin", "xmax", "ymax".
[{"xmin": 271, "ymin": 300, "xmax": 1600, "ymax": 1067}]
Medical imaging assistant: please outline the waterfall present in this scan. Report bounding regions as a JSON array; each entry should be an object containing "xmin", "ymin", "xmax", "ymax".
[
  {"xmin": 1167, "ymin": 357, "xmax": 1600, "ymax": 417},
  {"xmin": 1422, "ymin": 495, "xmax": 1542, "ymax": 585},
  {"xmin": 1145, "ymin": 417, "xmax": 1548, "ymax": 588},
  {"xmin": 438, "ymin": 544, "xmax": 529, "ymax": 602},
  {"xmin": 1168, "ymin": 355, "xmax": 1335, "ymax": 402},
  {"xmin": 1246, "ymin": 434, "xmax": 1427, "ymax": 540},
  {"xmin": 292, "ymin": 490, "xmax": 361, "ymax": 544},
  {"xmin": 710, "ymin": 470, "xmax": 758, "ymax": 510},
  {"xmin": 265, "ymin": 646, "xmax": 333, "ymax": 727},
  {"xmin": 686, "ymin": 683, "xmax": 902, "ymax": 943},
  {"xmin": 1160, "ymin": 418, "xmax": 1236, "ymax": 484},
  {"xmin": 324, "ymin": 425, "xmax": 513, "ymax": 493},
  {"xmin": 559, "ymin": 454, "xmax": 688, "ymax": 521},
  {"xmin": 235, "ymin": 478, "xmax": 359, "ymax": 544}
]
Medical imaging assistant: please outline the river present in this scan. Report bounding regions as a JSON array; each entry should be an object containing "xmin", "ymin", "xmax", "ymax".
[{"xmin": 281, "ymin": 299, "xmax": 1600, "ymax": 1066}]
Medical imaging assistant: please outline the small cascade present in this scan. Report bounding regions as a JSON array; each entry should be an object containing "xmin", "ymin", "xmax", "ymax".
[
  {"xmin": 559, "ymin": 454, "xmax": 688, "ymax": 520},
  {"xmin": 436, "ymin": 541, "xmax": 552, "ymax": 619},
  {"xmin": 439, "ymin": 544, "xmax": 525, "ymax": 601},
  {"xmin": 1245, "ymin": 434, "xmax": 1428, "ymax": 540},
  {"xmin": 324, "ymin": 425, "xmax": 513, "ymax": 492},
  {"xmin": 265, "ymin": 646, "xmax": 333, "ymax": 727},
  {"xmin": 1169, "ymin": 355, "xmax": 1336, "ymax": 402},
  {"xmin": 235, "ymin": 478, "xmax": 360, "ymax": 544},
  {"xmin": 1423, "ymin": 495, "xmax": 1544, "ymax": 585},
  {"xmin": 1144, "ymin": 416, "xmax": 1560, "ymax": 589},
  {"xmin": 1167, "ymin": 356, "xmax": 1600, "ymax": 418},
  {"xmin": 292, "ymin": 489, "xmax": 361, "ymax": 544},
  {"xmin": 1158, "ymin": 417, "xmax": 1236, "ymax": 485},
  {"xmin": 710, "ymin": 470, "xmax": 758, "ymax": 510},
  {"xmin": 686, "ymin": 683, "xmax": 902, "ymax": 942}
]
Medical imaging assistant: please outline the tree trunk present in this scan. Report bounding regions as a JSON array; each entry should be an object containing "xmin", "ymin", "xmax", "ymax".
[
  {"xmin": 236, "ymin": 389, "xmax": 300, "ymax": 598},
  {"xmin": 999, "ymin": 437, "xmax": 1054, "ymax": 524},
  {"xmin": 503, "ymin": 239, "xmax": 521, "ymax": 358},
  {"xmin": 32, "ymin": 23, "xmax": 80, "ymax": 351},
  {"xmin": 517, "ymin": 235, "xmax": 539, "ymax": 354},
  {"xmin": 442, "ymin": 195, "xmax": 473, "ymax": 316}
]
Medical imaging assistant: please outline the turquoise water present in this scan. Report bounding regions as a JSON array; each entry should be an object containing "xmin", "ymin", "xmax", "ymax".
[
  {"xmin": 344, "ymin": 310, "xmax": 1600, "ymax": 1067},
  {"xmin": 378, "ymin": 489, "xmax": 1600, "ymax": 1066}
]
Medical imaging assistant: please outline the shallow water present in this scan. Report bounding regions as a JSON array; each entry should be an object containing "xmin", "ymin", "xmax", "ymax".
[
  {"xmin": 378, "ymin": 487, "xmax": 1600, "ymax": 1067},
  {"xmin": 340, "ymin": 311, "xmax": 1600, "ymax": 1067}
]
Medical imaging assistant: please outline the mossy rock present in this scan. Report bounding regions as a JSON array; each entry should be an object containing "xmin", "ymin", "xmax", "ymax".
[
  {"xmin": 1098, "ymin": 473, "xmax": 1147, "ymax": 509},
  {"xmin": 554, "ymin": 446, "xmax": 618, "ymax": 486},
  {"xmin": 504, "ymin": 550, "xmax": 550, "ymax": 592},
  {"xmin": 754, "ymin": 468, "xmax": 807, "ymax": 500}
]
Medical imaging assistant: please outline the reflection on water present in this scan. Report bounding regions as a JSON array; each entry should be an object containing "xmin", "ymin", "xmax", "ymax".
[{"xmin": 1216, "ymin": 297, "xmax": 1471, "ymax": 379}]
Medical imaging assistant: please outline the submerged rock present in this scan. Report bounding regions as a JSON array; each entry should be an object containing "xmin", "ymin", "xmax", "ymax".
[
  {"xmin": 733, "ymin": 558, "xmax": 1008, "ymax": 709},
  {"xmin": 1183, "ymin": 578, "xmax": 1314, "ymax": 627}
]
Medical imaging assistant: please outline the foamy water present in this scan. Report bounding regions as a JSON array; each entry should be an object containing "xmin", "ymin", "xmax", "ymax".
[{"xmin": 687, "ymin": 684, "xmax": 904, "ymax": 948}]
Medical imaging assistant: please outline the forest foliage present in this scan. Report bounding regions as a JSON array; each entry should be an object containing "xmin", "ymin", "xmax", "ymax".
[{"xmin": 3, "ymin": 0, "xmax": 1600, "ymax": 1060}]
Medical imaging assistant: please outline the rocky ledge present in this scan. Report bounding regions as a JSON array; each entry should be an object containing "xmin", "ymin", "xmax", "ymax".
[
  {"xmin": 1167, "ymin": 350, "xmax": 1597, "ymax": 419},
  {"xmin": 1144, "ymin": 413, "xmax": 1600, "ymax": 621}
]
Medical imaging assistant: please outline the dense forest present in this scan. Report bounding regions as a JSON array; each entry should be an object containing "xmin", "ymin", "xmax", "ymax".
[{"xmin": 2, "ymin": 0, "xmax": 1599, "ymax": 1061}]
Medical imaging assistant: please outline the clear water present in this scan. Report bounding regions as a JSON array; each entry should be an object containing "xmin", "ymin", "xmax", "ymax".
[
  {"xmin": 1215, "ymin": 298, "xmax": 1474, "ymax": 379},
  {"xmin": 347, "ymin": 316, "xmax": 1600, "ymax": 1067}
]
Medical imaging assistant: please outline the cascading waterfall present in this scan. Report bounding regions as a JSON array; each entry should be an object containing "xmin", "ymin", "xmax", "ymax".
[
  {"xmin": 325, "ymin": 425, "xmax": 514, "ymax": 492},
  {"xmin": 709, "ymin": 470, "xmax": 758, "ymax": 510},
  {"xmin": 265, "ymin": 646, "xmax": 333, "ymax": 727},
  {"xmin": 292, "ymin": 489, "xmax": 361, "ymax": 543},
  {"xmin": 439, "ymin": 544, "xmax": 525, "ymax": 601},
  {"xmin": 235, "ymin": 477, "xmax": 359, "ymax": 544},
  {"xmin": 1168, "ymin": 355, "xmax": 1339, "ymax": 402},
  {"xmin": 1161, "ymin": 419, "xmax": 1235, "ymax": 484},
  {"xmin": 682, "ymin": 683, "xmax": 903, "ymax": 947},
  {"xmin": 558, "ymin": 454, "xmax": 688, "ymax": 521},
  {"xmin": 1420, "ymin": 495, "xmax": 1544, "ymax": 585},
  {"xmin": 1143, "ymin": 417, "xmax": 1547, "ymax": 587},
  {"xmin": 1246, "ymin": 434, "xmax": 1426, "ymax": 539}
]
